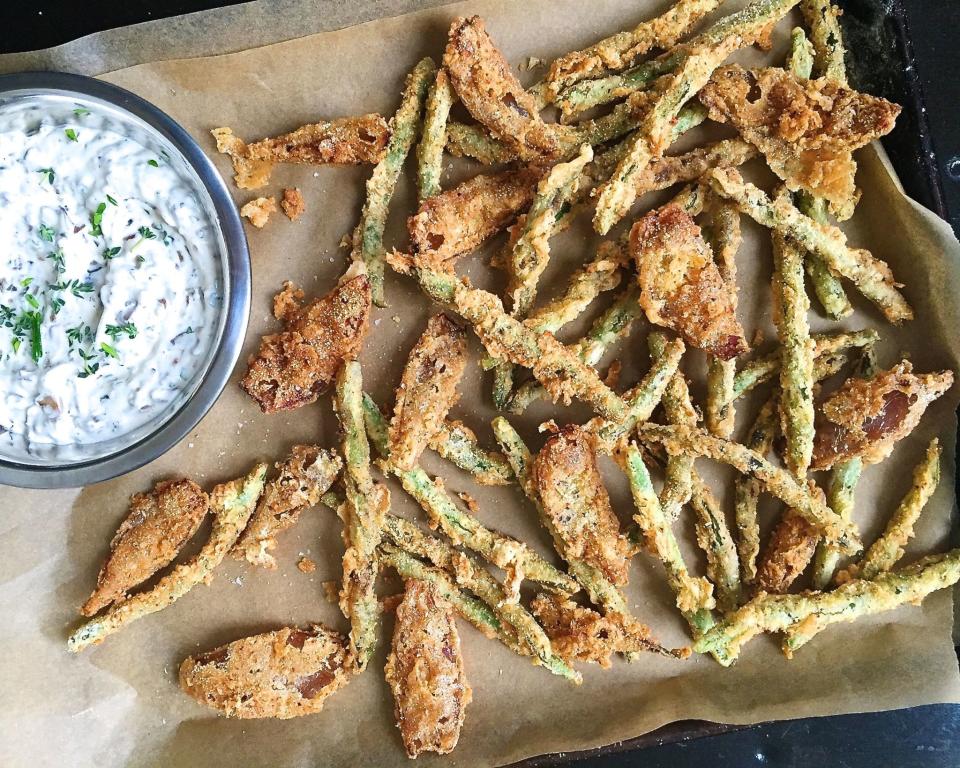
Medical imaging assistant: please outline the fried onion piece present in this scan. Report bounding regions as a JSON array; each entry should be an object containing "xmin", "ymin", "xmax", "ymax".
[
  {"xmin": 240, "ymin": 272, "xmax": 372, "ymax": 414},
  {"xmin": 80, "ymin": 479, "xmax": 209, "ymax": 617},
  {"xmin": 211, "ymin": 115, "xmax": 390, "ymax": 190},
  {"xmin": 630, "ymin": 202, "xmax": 748, "ymax": 360},
  {"xmin": 398, "ymin": 166, "xmax": 543, "ymax": 273},
  {"xmin": 698, "ymin": 65, "xmax": 900, "ymax": 218},
  {"xmin": 388, "ymin": 315, "xmax": 468, "ymax": 471},
  {"xmin": 531, "ymin": 594, "xmax": 688, "ymax": 667},
  {"xmin": 233, "ymin": 446, "xmax": 343, "ymax": 569},
  {"xmin": 385, "ymin": 579, "xmax": 472, "ymax": 758},
  {"xmin": 534, "ymin": 425, "xmax": 631, "ymax": 586},
  {"xmin": 179, "ymin": 624, "xmax": 352, "ymax": 719},
  {"xmin": 811, "ymin": 361, "xmax": 953, "ymax": 470},
  {"xmin": 756, "ymin": 508, "xmax": 820, "ymax": 593},
  {"xmin": 444, "ymin": 16, "xmax": 560, "ymax": 160}
]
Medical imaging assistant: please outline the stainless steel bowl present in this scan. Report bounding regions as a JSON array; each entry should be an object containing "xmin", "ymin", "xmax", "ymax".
[{"xmin": 0, "ymin": 72, "xmax": 250, "ymax": 489}]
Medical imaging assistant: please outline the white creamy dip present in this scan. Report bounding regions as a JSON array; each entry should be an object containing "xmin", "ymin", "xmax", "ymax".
[{"xmin": 0, "ymin": 98, "xmax": 222, "ymax": 457}]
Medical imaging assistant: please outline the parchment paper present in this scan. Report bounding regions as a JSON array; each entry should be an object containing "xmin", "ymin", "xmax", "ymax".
[{"xmin": 2, "ymin": 2, "xmax": 960, "ymax": 767}]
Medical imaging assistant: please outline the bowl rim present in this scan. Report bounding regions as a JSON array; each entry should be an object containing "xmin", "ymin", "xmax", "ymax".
[{"xmin": 0, "ymin": 71, "xmax": 250, "ymax": 489}]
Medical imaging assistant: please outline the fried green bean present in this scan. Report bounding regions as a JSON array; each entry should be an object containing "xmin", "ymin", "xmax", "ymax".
[
  {"xmin": 640, "ymin": 424, "xmax": 861, "ymax": 553},
  {"xmin": 546, "ymin": 0, "xmax": 721, "ymax": 97},
  {"xmin": 492, "ymin": 417, "xmax": 631, "ymax": 617},
  {"xmin": 734, "ymin": 395, "xmax": 779, "ymax": 586},
  {"xmin": 689, "ymin": 475, "xmax": 743, "ymax": 612},
  {"xmin": 840, "ymin": 438, "xmax": 941, "ymax": 583},
  {"xmin": 732, "ymin": 328, "xmax": 878, "ymax": 399},
  {"xmin": 334, "ymin": 361, "xmax": 388, "ymax": 668},
  {"xmin": 445, "ymin": 121, "xmax": 516, "ymax": 164},
  {"xmin": 363, "ymin": 394, "xmax": 577, "ymax": 597},
  {"xmin": 696, "ymin": 549, "xmax": 960, "ymax": 665},
  {"xmin": 800, "ymin": 0, "xmax": 848, "ymax": 85},
  {"xmin": 429, "ymin": 420, "xmax": 515, "ymax": 486},
  {"xmin": 648, "ymin": 332, "xmax": 695, "ymax": 521},
  {"xmin": 352, "ymin": 57, "xmax": 436, "ymax": 306},
  {"xmin": 708, "ymin": 168, "xmax": 913, "ymax": 323},
  {"xmin": 507, "ymin": 284, "xmax": 644, "ymax": 414},
  {"xmin": 416, "ymin": 67, "xmax": 455, "ymax": 202},
  {"xmin": 557, "ymin": 0, "xmax": 799, "ymax": 119},
  {"xmin": 810, "ymin": 457, "xmax": 862, "ymax": 588},
  {"xmin": 787, "ymin": 26, "xmax": 815, "ymax": 79},
  {"xmin": 620, "ymin": 443, "xmax": 716, "ymax": 637},
  {"xmin": 68, "ymin": 464, "xmax": 267, "ymax": 652},
  {"xmin": 772, "ymin": 227, "xmax": 816, "ymax": 478}
]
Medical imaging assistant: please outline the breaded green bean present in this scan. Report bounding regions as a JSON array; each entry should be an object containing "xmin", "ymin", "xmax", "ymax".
[
  {"xmin": 648, "ymin": 332, "xmax": 696, "ymax": 521},
  {"xmin": 429, "ymin": 420, "xmax": 515, "ymax": 486},
  {"xmin": 507, "ymin": 284, "xmax": 643, "ymax": 414},
  {"xmin": 689, "ymin": 475, "xmax": 743, "ymax": 612},
  {"xmin": 708, "ymin": 168, "xmax": 913, "ymax": 323},
  {"xmin": 68, "ymin": 464, "xmax": 267, "ymax": 652},
  {"xmin": 416, "ymin": 68, "xmax": 455, "ymax": 202},
  {"xmin": 445, "ymin": 121, "xmax": 516, "ymax": 164},
  {"xmin": 704, "ymin": 200, "xmax": 743, "ymax": 439},
  {"xmin": 696, "ymin": 548, "xmax": 960, "ymax": 664},
  {"xmin": 352, "ymin": 57, "xmax": 436, "ymax": 306},
  {"xmin": 620, "ymin": 443, "xmax": 716, "ymax": 637},
  {"xmin": 840, "ymin": 439, "xmax": 941, "ymax": 583},
  {"xmin": 546, "ymin": 0, "xmax": 721, "ymax": 97},
  {"xmin": 800, "ymin": 0, "xmax": 849, "ymax": 85},
  {"xmin": 363, "ymin": 395, "xmax": 577, "ymax": 597},
  {"xmin": 810, "ymin": 457, "xmax": 862, "ymax": 588},
  {"xmin": 557, "ymin": 0, "xmax": 799, "ymax": 119},
  {"xmin": 732, "ymin": 328, "xmax": 878, "ymax": 398},
  {"xmin": 491, "ymin": 417, "xmax": 630, "ymax": 617},
  {"xmin": 334, "ymin": 361, "xmax": 388, "ymax": 668},
  {"xmin": 787, "ymin": 26, "xmax": 815, "ymax": 79},
  {"xmin": 734, "ymin": 395, "xmax": 779, "ymax": 586},
  {"xmin": 640, "ymin": 424, "xmax": 861, "ymax": 553},
  {"xmin": 772, "ymin": 227, "xmax": 816, "ymax": 478}
]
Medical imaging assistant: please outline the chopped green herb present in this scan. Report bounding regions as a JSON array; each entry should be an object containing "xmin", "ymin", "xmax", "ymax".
[
  {"xmin": 49, "ymin": 296, "xmax": 65, "ymax": 315},
  {"xmin": 147, "ymin": 159, "xmax": 159, "ymax": 168},
  {"xmin": 52, "ymin": 279, "xmax": 95, "ymax": 298},
  {"xmin": 102, "ymin": 246, "xmax": 122, "ymax": 260},
  {"xmin": 38, "ymin": 168, "xmax": 55, "ymax": 184},
  {"xmin": 73, "ymin": 107, "xmax": 90, "ymax": 118},
  {"xmin": 159, "ymin": 150, "xmax": 171, "ymax": 163},
  {"xmin": 38, "ymin": 224, "xmax": 55, "ymax": 242},
  {"xmin": 185, "ymin": 326, "xmax": 194, "ymax": 334},
  {"xmin": 0, "ymin": 305, "xmax": 14, "ymax": 326},
  {"xmin": 11, "ymin": 338, "xmax": 20, "ymax": 354},
  {"xmin": 25, "ymin": 294, "xmax": 40, "ymax": 310},
  {"xmin": 105, "ymin": 322, "xmax": 137, "ymax": 341},
  {"xmin": 78, "ymin": 347, "xmax": 100, "ymax": 378},
  {"xmin": 99, "ymin": 341, "xmax": 119, "ymax": 359},
  {"xmin": 47, "ymin": 249, "xmax": 66, "ymax": 273},
  {"xmin": 89, "ymin": 202, "xmax": 107, "ymax": 237},
  {"xmin": 152, "ymin": 225, "xmax": 173, "ymax": 246},
  {"xmin": 64, "ymin": 128, "xmax": 78, "ymax": 142},
  {"xmin": 20, "ymin": 277, "xmax": 33, "ymax": 288},
  {"xmin": 106, "ymin": 194, "xmax": 118, "ymax": 206},
  {"xmin": 136, "ymin": 255, "xmax": 145, "ymax": 264},
  {"xmin": 138, "ymin": 225, "xmax": 156, "ymax": 239},
  {"xmin": 66, "ymin": 324, "xmax": 87, "ymax": 346}
]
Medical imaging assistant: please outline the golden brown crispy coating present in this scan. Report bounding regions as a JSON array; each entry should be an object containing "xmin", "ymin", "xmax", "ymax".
[
  {"xmin": 211, "ymin": 115, "xmax": 390, "ymax": 190},
  {"xmin": 398, "ymin": 166, "xmax": 542, "ymax": 273},
  {"xmin": 444, "ymin": 16, "xmax": 559, "ymax": 160},
  {"xmin": 811, "ymin": 361, "xmax": 953, "ymax": 470},
  {"xmin": 756, "ymin": 509, "xmax": 820, "ymax": 594},
  {"xmin": 239, "ymin": 196, "xmax": 276, "ymax": 228},
  {"xmin": 385, "ymin": 580, "xmax": 472, "ymax": 758},
  {"xmin": 630, "ymin": 202, "xmax": 748, "ymax": 360},
  {"xmin": 698, "ymin": 65, "xmax": 900, "ymax": 218},
  {"xmin": 281, "ymin": 187, "xmax": 306, "ymax": 221},
  {"xmin": 179, "ymin": 624, "xmax": 352, "ymax": 719},
  {"xmin": 534, "ymin": 425, "xmax": 632, "ymax": 586},
  {"xmin": 531, "ymin": 595, "xmax": 687, "ymax": 667},
  {"xmin": 240, "ymin": 273, "xmax": 372, "ymax": 413},
  {"xmin": 233, "ymin": 446, "xmax": 343, "ymax": 569},
  {"xmin": 81, "ymin": 479, "xmax": 208, "ymax": 617},
  {"xmin": 388, "ymin": 315, "xmax": 468, "ymax": 471}
]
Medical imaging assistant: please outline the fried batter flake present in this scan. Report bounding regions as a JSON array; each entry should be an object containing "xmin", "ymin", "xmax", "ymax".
[
  {"xmin": 240, "ymin": 196, "xmax": 276, "ymax": 228},
  {"xmin": 756, "ymin": 507, "xmax": 821, "ymax": 594},
  {"xmin": 811, "ymin": 361, "xmax": 953, "ymax": 470},
  {"xmin": 630, "ymin": 202, "xmax": 748, "ymax": 360},
  {"xmin": 240, "ymin": 273, "xmax": 372, "ymax": 413},
  {"xmin": 281, "ymin": 187, "xmax": 306, "ymax": 221},
  {"xmin": 233, "ymin": 446, "xmax": 343, "ymax": 569},
  {"xmin": 81, "ymin": 479, "xmax": 209, "ymax": 617},
  {"xmin": 698, "ymin": 65, "xmax": 900, "ymax": 218},
  {"xmin": 211, "ymin": 114, "xmax": 390, "ymax": 190},
  {"xmin": 180, "ymin": 624, "xmax": 352, "ymax": 719},
  {"xmin": 385, "ymin": 579, "xmax": 472, "ymax": 758},
  {"xmin": 534, "ymin": 425, "xmax": 631, "ymax": 586},
  {"xmin": 531, "ymin": 595, "xmax": 687, "ymax": 667},
  {"xmin": 444, "ymin": 16, "xmax": 559, "ymax": 160},
  {"xmin": 402, "ymin": 166, "xmax": 542, "ymax": 272},
  {"xmin": 388, "ymin": 314, "xmax": 468, "ymax": 471}
]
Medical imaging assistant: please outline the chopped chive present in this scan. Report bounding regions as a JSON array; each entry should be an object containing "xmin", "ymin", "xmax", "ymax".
[
  {"xmin": 73, "ymin": 107, "xmax": 90, "ymax": 118},
  {"xmin": 25, "ymin": 294, "xmax": 40, "ymax": 310},
  {"xmin": 11, "ymin": 338, "xmax": 20, "ymax": 353},
  {"xmin": 20, "ymin": 277, "xmax": 33, "ymax": 288},
  {"xmin": 99, "ymin": 341, "xmax": 119, "ymax": 359},
  {"xmin": 147, "ymin": 159, "xmax": 159, "ymax": 168},
  {"xmin": 64, "ymin": 128, "xmax": 78, "ymax": 142}
]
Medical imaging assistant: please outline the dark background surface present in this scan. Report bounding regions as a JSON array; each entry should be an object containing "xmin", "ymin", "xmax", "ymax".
[{"xmin": 3, "ymin": 1, "xmax": 959, "ymax": 766}]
